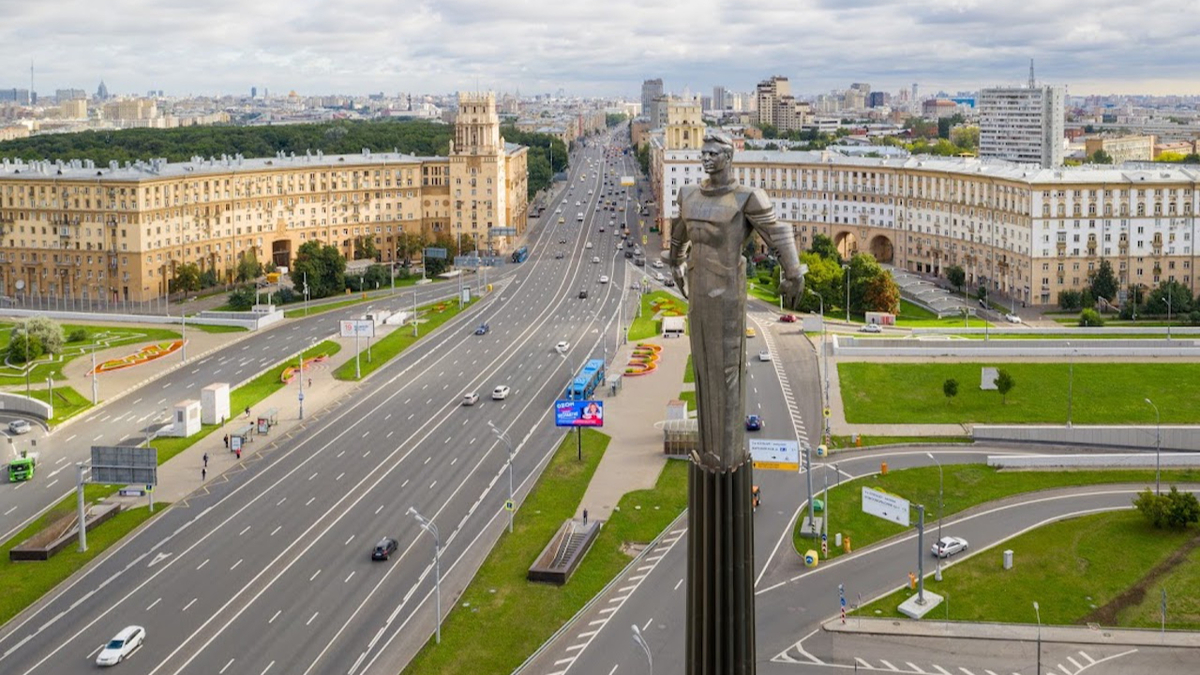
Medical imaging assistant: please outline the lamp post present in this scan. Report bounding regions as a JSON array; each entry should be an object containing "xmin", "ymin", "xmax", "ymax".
[
  {"xmin": 1145, "ymin": 397, "xmax": 1161, "ymax": 495},
  {"xmin": 809, "ymin": 288, "xmax": 830, "ymax": 442},
  {"xmin": 631, "ymin": 624, "xmax": 653, "ymax": 675},
  {"xmin": 1033, "ymin": 601, "xmax": 1042, "ymax": 675},
  {"xmin": 407, "ymin": 507, "xmax": 442, "ymax": 644},
  {"xmin": 488, "ymin": 421, "xmax": 515, "ymax": 533},
  {"xmin": 1066, "ymin": 343, "xmax": 1076, "ymax": 428},
  {"xmin": 842, "ymin": 263, "xmax": 851, "ymax": 323},
  {"xmin": 926, "ymin": 452, "xmax": 944, "ymax": 580}
]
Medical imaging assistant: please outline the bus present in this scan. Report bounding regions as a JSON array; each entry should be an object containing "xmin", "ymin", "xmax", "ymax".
[
  {"xmin": 511, "ymin": 246, "xmax": 529, "ymax": 263},
  {"xmin": 565, "ymin": 359, "xmax": 605, "ymax": 400}
]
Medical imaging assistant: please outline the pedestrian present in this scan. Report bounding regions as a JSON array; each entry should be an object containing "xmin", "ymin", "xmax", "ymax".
[
  {"xmin": 582, "ymin": 508, "xmax": 588, "ymax": 525},
  {"xmin": 202, "ymin": 467, "xmax": 207, "ymax": 481},
  {"xmin": 308, "ymin": 378, "xmax": 313, "ymax": 388},
  {"xmin": 236, "ymin": 447, "xmax": 242, "ymax": 460},
  {"xmin": 203, "ymin": 452, "xmax": 208, "ymax": 468},
  {"xmin": 244, "ymin": 406, "xmax": 251, "ymax": 419},
  {"xmin": 223, "ymin": 434, "xmax": 229, "ymax": 449}
]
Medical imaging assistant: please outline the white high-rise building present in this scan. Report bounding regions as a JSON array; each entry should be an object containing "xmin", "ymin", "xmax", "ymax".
[{"xmin": 979, "ymin": 83, "xmax": 1065, "ymax": 167}]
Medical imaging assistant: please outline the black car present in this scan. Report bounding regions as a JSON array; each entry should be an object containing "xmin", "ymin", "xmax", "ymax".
[
  {"xmin": 578, "ymin": 289, "xmax": 589, "ymax": 299},
  {"xmin": 371, "ymin": 537, "xmax": 398, "ymax": 561},
  {"xmin": 474, "ymin": 323, "xmax": 489, "ymax": 335},
  {"xmin": 625, "ymin": 250, "xmax": 634, "ymax": 259}
]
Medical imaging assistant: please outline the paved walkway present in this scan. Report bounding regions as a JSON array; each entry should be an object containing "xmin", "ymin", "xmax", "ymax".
[
  {"xmin": 576, "ymin": 335, "xmax": 689, "ymax": 521},
  {"xmin": 826, "ymin": 616, "xmax": 1200, "ymax": 648}
]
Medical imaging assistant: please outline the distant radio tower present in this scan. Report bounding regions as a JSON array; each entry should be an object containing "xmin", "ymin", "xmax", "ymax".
[
  {"xmin": 1029, "ymin": 59, "xmax": 1036, "ymax": 88},
  {"xmin": 29, "ymin": 60, "xmax": 34, "ymax": 106}
]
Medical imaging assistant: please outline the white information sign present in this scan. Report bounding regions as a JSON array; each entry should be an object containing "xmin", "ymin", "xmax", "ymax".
[
  {"xmin": 861, "ymin": 486, "xmax": 910, "ymax": 526},
  {"xmin": 749, "ymin": 439, "xmax": 800, "ymax": 472},
  {"xmin": 340, "ymin": 320, "xmax": 376, "ymax": 338}
]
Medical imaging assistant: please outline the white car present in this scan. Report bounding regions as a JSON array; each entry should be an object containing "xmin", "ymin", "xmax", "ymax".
[
  {"xmin": 462, "ymin": 392, "xmax": 480, "ymax": 406},
  {"xmin": 592, "ymin": 256, "xmax": 601, "ymax": 264},
  {"xmin": 654, "ymin": 272, "xmax": 666, "ymax": 282},
  {"xmin": 586, "ymin": 242, "xmax": 594, "ymax": 249},
  {"xmin": 555, "ymin": 340, "xmax": 570, "ymax": 352},
  {"xmin": 931, "ymin": 536, "xmax": 968, "ymax": 558},
  {"xmin": 758, "ymin": 350, "xmax": 772, "ymax": 362},
  {"xmin": 96, "ymin": 625, "xmax": 145, "ymax": 667},
  {"xmin": 8, "ymin": 419, "xmax": 32, "ymax": 435},
  {"xmin": 859, "ymin": 323, "xmax": 883, "ymax": 334},
  {"xmin": 599, "ymin": 275, "xmax": 610, "ymax": 284},
  {"xmin": 1004, "ymin": 313, "xmax": 1022, "ymax": 324},
  {"xmin": 652, "ymin": 259, "xmax": 665, "ymax": 269},
  {"xmin": 491, "ymin": 385, "xmax": 510, "ymax": 400}
]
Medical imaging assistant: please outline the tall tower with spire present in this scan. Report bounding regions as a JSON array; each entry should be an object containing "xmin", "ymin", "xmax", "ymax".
[
  {"xmin": 449, "ymin": 92, "xmax": 508, "ymax": 253},
  {"xmin": 96, "ymin": 80, "xmax": 109, "ymax": 101}
]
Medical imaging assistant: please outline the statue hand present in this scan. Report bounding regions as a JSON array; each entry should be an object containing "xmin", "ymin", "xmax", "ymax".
[
  {"xmin": 672, "ymin": 264, "xmax": 688, "ymax": 299},
  {"xmin": 779, "ymin": 276, "xmax": 804, "ymax": 311}
]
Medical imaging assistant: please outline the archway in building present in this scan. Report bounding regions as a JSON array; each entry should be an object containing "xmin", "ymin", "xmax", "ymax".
[
  {"xmin": 869, "ymin": 235, "xmax": 894, "ymax": 264},
  {"xmin": 272, "ymin": 240, "xmax": 292, "ymax": 269},
  {"xmin": 833, "ymin": 231, "xmax": 858, "ymax": 259}
]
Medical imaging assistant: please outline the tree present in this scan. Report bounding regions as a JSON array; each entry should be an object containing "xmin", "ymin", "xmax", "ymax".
[
  {"xmin": 18, "ymin": 317, "xmax": 64, "ymax": 355},
  {"xmin": 1145, "ymin": 280, "xmax": 1193, "ymax": 317},
  {"xmin": 1058, "ymin": 289, "xmax": 1083, "ymax": 311},
  {"xmin": 995, "ymin": 369, "xmax": 1015, "ymax": 403},
  {"xmin": 236, "ymin": 249, "xmax": 262, "ymax": 283},
  {"xmin": 7, "ymin": 332, "xmax": 44, "ymax": 365},
  {"xmin": 862, "ymin": 272, "xmax": 900, "ymax": 313},
  {"xmin": 1088, "ymin": 259, "xmax": 1118, "ymax": 303},
  {"xmin": 171, "ymin": 262, "xmax": 201, "ymax": 294},
  {"xmin": 943, "ymin": 378, "xmax": 959, "ymax": 403},
  {"xmin": 199, "ymin": 268, "xmax": 219, "ymax": 289},
  {"xmin": 949, "ymin": 125, "xmax": 979, "ymax": 150},
  {"xmin": 809, "ymin": 234, "xmax": 840, "ymax": 261},
  {"xmin": 290, "ymin": 240, "xmax": 346, "ymax": 299},
  {"xmin": 945, "ymin": 265, "xmax": 966, "ymax": 291},
  {"xmin": 846, "ymin": 253, "xmax": 888, "ymax": 317},
  {"xmin": 1079, "ymin": 308, "xmax": 1105, "ymax": 327},
  {"xmin": 227, "ymin": 286, "xmax": 256, "ymax": 310},
  {"xmin": 354, "ymin": 236, "xmax": 379, "ymax": 261},
  {"xmin": 1087, "ymin": 149, "xmax": 1114, "ymax": 164},
  {"xmin": 799, "ymin": 252, "xmax": 844, "ymax": 314},
  {"xmin": 1134, "ymin": 487, "xmax": 1200, "ymax": 529}
]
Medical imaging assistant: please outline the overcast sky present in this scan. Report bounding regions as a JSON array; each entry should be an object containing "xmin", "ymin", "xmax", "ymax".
[{"xmin": 4, "ymin": 0, "xmax": 1198, "ymax": 99}]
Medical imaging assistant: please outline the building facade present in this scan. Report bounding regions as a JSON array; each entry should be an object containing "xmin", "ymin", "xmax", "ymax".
[
  {"xmin": 652, "ymin": 139, "xmax": 1199, "ymax": 307},
  {"xmin": 1084, "ymin": 135, "xmax": 1155, "ymax": 164},
  {"xmin": 0, "ymin": 92, "xmax": 527, "ymax": 303},
  {"xmin": 979, "ymin": 84, "xmax": 1065, "ymax": 167}
]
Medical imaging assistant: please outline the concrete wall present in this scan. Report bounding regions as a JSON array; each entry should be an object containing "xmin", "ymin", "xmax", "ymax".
[
  {"xmin": 0, "ymin": 308, "xmax": 279, "ymax": 330},
  {"xmin": 0, "ymin": 392, "xmax": 54, "ymax": 420},
  {"xmin": 974, "ymin": 425, "xmax": 1200, "ymax": 452},
  {"xmin": 834, "ymin": 336, "xmax": 1200, "ymax": 358},
  {"xmin": 988, "ymin": 452, "xmax": 1200, "ymax": 469},
  {"xmin": 916, "ymin": 326, "xmax": 1200, "ymax": 337}
]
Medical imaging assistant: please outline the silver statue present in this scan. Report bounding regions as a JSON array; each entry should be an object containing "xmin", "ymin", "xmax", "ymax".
[{"xmin": 667, "ymin": 129, "xmax": 804, "ymax": 471}]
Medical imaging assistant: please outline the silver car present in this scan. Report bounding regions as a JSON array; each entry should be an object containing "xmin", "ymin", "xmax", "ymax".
[
  {"xmin": 931, "ymin": 536, "xmax": 968, "ymax": 558},
  {"xmin": 8, "ymin": 419, "xmax": 32, "ymax": 435},
  {"xmin": 96, "ymin": 625, "xmax": 145, "ymax": 667}
]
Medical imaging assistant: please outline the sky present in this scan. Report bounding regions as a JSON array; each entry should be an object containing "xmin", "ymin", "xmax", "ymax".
[{"xmin": 3, "ymin": 0, "xmax": 1199, "ymax": 99}]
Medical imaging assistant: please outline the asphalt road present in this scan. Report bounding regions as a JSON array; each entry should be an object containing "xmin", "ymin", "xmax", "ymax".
[{"xmin": 0, "ymin": 133, "xmax": 643, "ymax": 674}]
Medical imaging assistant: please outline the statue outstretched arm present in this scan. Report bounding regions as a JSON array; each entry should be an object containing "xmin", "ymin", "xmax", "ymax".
[
  {"xmin": 667, "ymin": 187, "xmax": 691, "ymax": 297},
  {"xmin": 746, "ymin": 188, "xmax": 806, "ymax": 309}
]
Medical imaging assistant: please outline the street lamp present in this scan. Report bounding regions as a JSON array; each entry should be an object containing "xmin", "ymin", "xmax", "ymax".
[
  {"xmin": 1066, "ymin": 343, "xmax": 1076, "ymax": 428},
  {"xmin": 926, "ymin": 452, "xmax": 944, "ymax": 579},
  {"xmin": 631, "ymin": 624, "xmax": 653, "ymax": 675},
  {"xmin": 488, "ymin": 421, "xmax": 515, "ymax": 533},
  {"xmin": 809, "ymin": 288, "xmax": 830, "ymax": 442},
  {"xmin": 1144, "ymin": 398, "xmax": 1161, "ymax": 495},
  {"xmin": 407, "ymin": 507, "xmax": 442, "ymax": 644},
  {"xmin": 841, "ymin": 263, "xmax": 851, "ymax": 323},
  {"xmin": 1033, "ymin": 601, "xmax": 1042, "ymax": 675}
]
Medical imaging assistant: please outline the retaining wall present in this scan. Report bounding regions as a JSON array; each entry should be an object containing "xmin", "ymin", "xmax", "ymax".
[
  {"xmin": 0, "ymin": 392, "xmax": 53, "ymax": 420},
  {"xmin": 987, "ymin": 452, "xmax": 1200, "ymax": 469},
  {"xmin": 974, "ymin": 425, "xmax": 1200, "ymax": 452}
]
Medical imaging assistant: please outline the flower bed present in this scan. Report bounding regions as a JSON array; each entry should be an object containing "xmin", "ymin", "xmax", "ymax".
[
  {"xmin": 624, "ymin": 343, "xmax": 662, "ymax": 376},
  {"xmin": 90, "ymin": 341, "xmax": 183, "ymax": 374},
  {"xmin": 281, "ymin": 355, "xmax": 331, "ymax": 383}
]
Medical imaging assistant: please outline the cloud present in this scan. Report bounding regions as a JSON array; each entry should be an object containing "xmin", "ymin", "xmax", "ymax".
[{"xmin": 2, "ymin": 0, "xmax": 1197, "ymax": 97}]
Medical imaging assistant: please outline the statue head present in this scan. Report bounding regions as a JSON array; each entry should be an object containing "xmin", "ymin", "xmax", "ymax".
[{"xmin": 701, "ymin": 129, "xmax": 735, "ymax": 175}]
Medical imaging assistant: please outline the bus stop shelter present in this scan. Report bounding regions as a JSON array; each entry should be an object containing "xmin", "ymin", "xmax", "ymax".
[{"xmin": 257, "ymin": 408, "xmax": 279, "ymax": 435}]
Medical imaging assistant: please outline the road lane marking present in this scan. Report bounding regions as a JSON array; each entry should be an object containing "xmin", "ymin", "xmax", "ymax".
[
  {"xmin": 879, "ymin": 659, "xmax": 899, "ymax": 671},
  {"xmin": 345, "ymin": 571, "xmax": 355, "ymax": 583},
  {"xmin": 146, "ymin": 598, "xmax": 161, "ymax": 611},
  {"xmin": 907, "ymin": 663, "xmax": 926, "ymax": 673},
  {"xmin": 219, "ymin": 659, "xmax": 235, "ymax": 674},
  {"xmin": 231, "ymin": 559, "xmax": 243, "ymax": 571},
  {"xmin": 239, "ymin": 526, "xmax": 251, "ymax": 536},
  {"xmin": 270, "ymin": 526, "xmax": 281, "ymax": 536},
  {"xmin": 182, "ymin": 598, "xmax": 197, "ymax": 611},
  {"xmin": 306, "ymin": 612, "xmax": 319, "ymax": 626},
  {"xmin": 196, "ymin": 559, "xmax": 208, "ymax": 570}
]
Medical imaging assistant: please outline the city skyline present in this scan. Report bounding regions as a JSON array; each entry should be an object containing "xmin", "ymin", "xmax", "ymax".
[{"xmin": 3, "ymin": 0, "xmax": 1199, "ymax": 99}]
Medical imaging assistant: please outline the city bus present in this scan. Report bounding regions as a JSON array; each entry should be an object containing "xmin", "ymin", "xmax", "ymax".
[
  {"xmin": 511, "ymin": 246, "xmax": 529, "ymax": 263},
  {"xmin": 565, "ymin": 359, "xmax": 605, "ymax": 400}
]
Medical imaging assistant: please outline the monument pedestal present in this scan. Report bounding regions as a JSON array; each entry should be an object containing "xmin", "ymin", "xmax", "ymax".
[
  {"xmin": 798, "ymin": 516, "xmax": 824, "ymax": 538},
  {"xmin": 687, "ymin": 460, "xmax": 756, "ymax": 674}
]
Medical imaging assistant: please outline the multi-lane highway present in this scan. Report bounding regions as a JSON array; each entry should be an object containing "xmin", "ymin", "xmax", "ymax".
[{"xmin": 0, "ymin": 129, "xmax": 647, "ymax": 674}]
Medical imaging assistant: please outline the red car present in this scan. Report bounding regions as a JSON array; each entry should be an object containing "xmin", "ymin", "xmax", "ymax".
[{"xmin": 779, "ymin": 314, "xmax": 797, "ymax": 323}]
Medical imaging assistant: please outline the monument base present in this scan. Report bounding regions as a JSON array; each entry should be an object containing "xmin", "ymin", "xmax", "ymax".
[
  {"xmin": 798, "ymin": 516, "xmax": 825, "ymax": 538},
  {"xmin": 898, "ymin": 590, "xmax": 944, "ymax": 619},
  {"xmin": 687, "ymin": 460, "xmax": 756, "ymax": 674}
]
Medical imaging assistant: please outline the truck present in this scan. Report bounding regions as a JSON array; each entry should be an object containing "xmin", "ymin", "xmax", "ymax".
[{"xmin": 6, "ymin": 451, "xmax": 38, "ymax": 482}]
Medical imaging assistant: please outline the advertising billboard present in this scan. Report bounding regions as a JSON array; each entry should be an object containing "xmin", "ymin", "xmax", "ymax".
[
  {"xmin": 340, "ymin": 320, "xmax": 375, "ymax": 338},
  {"xmin": 555, "ymin": 399, "xmax": 604, "ymax": 427}
]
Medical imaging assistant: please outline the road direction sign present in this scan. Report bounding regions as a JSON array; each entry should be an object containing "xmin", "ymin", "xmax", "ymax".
[
  {"xmin": 749, "ymin": 439, "xmax": 799, "ymax": 472},
  {"xmin": 862, "ymin": 486, "xmax": 910, "ymax": 526},
  {"xmin": 91, "ymin": 446, "xmax": 158, "ymax": 486},
  {"xmin": 424, "ymin": 247, "xmax": 448, "ymax": 259}
]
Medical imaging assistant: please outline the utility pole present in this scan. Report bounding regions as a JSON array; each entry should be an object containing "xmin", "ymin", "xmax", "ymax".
[
  {"xmin": 91, "ymin": 341, "xmax": 98, "ymax": 405},
  {"xmin": 916, "ymin": 504, "xmax": 926, "ymax": 605},
  {"xmin": 298, "ymin": 353, "xmax": 305, "ymax": 420}
]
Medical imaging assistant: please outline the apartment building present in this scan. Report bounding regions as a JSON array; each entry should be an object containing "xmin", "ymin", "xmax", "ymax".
[
  {"xmin": 1083, "ymin": 135, "xmax": 1155, "ymax": 164},
  {"xmin": 0, "ymin": 92, "xmax": 527, "ymax": 303},
  {"xmin": 652, "ymin": 134, "xmax": 1199, "ymax": 306},
  {"xmin": 979, "ymin": 84, "xmax": 1065, "ymax": 167}
]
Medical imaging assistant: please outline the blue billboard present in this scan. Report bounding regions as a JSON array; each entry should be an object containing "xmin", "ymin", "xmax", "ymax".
[{"xmin": 555, "ymin": 399, "xmax": 604, "ymax": 427}]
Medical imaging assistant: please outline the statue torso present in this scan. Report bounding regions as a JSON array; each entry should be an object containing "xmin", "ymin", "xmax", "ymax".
[{"xmin": 679, "ymin": 184, "xmax": 751, "ymax": 290}]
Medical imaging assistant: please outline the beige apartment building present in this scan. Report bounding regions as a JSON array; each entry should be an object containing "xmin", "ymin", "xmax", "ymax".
[
  {"xmin": 652, "ymin": 110, "xmax": 1199, "ymax": 306},
  {"xmin": 0, "ymin": 92, "xmax": 527, "ymax": 303},
  {"xmin": 1083, "ymin": 135, "xmax": 1155, "ymax": 164}
]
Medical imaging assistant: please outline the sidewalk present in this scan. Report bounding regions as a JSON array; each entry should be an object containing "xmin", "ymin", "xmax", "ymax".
[
  {"xmin": 825, "ymin": 616, "xmax": 1200, "ymax": 649},
  {"xmin": 576, "ymin": 336, "xmax": 689, "ymax": 521},
  {"xmin": 106, "ymin": 326, "xmax": 376, "ymax": 506}
]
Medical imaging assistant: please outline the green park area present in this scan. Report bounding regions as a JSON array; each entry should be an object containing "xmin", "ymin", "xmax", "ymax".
[
  {"xmin": 334, "ymin": 298, "xmax": 474, "ymax": 381},
  {"xmin": 893, "ymin": 299, "xmax": 989, "ymax": 328},
  {"xmin": 404, "ymin": 430, "xmax": 688, "ymax": 675},
  {"xmin": 0, "ymin": 322, "xmax": 182, "ymax": 387},
  {"xmin": 628, "ymin": 291, "xmax": 687, "ymax": 341},
  {"xmin": 793, "ymin": 465, "xmax": 1200, "ymax": 562},
  {"xmin": 839, "ymin": 361, "xmax": 1200, "ymax": 424},
  {"xmin": 860, "ymin": 510, "xmax": 1200, "ymax": 630}
]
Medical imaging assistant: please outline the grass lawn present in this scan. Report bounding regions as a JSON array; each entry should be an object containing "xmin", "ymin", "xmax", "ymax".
[
  {"xmin": 0, "ymin": 324, "xmax": 182, "ymax": 386},
  {"xmin": 152, "ymin": 340, "xmax": 341, "ymax": 464},
  {"xmin": 282, "ymin": 280, "xmax": 434, "ymax": 319},
  {"xmin": 25, "ymin": 385, "xmax": 92, "ymax": 425},
  {"xmin": 628, "ymin": 291, "xmax": 687, "ymax": 341},
  {"xmin": 895, "ymin": 299, "xmax": 989, "ymax": 328},
  {"xmin": 0, "ymin": 497, "xmax": 159, "ymax": 627},
  {"xmin": 839, "ymin": 361, "xmax": 1200, "ymax": 424},
  {"xmin": 957, "ymin": 332, "xmax": 1167, "ymax": 340},
  {"xmin": 1116, "ymin": 543, "xmax": 1200, "ymax": 630},
  {"xmin": 748, "ymin": 278, "xmax": 780, "ymax": 305},
  {"xmin": 333, "ymin": 299, "xmax": 473, "ymax": 381},
  {"xmin": 187, "ymin": 323, "xmax": 247, "ymax": 334},
  {"xmin": 683, "ymin": 355, "xmax": 694, "ymax": 384},
  {"xmin": 406, "ymin": 432, "xmax": 687, "ymax": 674},
  {"xmin": 857, "ymin": 511, "xmax": 1197, "ymax": 627},
  {"xmin": 794, "ymin": 465, "xmax": 1200, "ymax": 562},
  {"xmin": 678, "ymin": 390, "xmax": 696, "ymax": 411},
  {"xmin": 827, "ymin": 435, "xmax": 973, "ymax": 450}
]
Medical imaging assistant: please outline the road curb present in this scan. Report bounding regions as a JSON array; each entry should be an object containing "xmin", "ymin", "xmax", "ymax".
[{"xmin": 822, "ymin": 616, "xmax": 1200, "ymax": 648}]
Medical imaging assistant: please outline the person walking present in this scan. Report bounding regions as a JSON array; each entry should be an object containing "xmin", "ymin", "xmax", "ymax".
[
  {"xmin": 244, "ymin": 406, "xmax": 251, "ymax": 419},
  {"xmin": 203, "ymin": 452, "xmax": 209, "ymax": 468},
  {"xmin": 224, "ymin": 434, "xmax": 229, "ymax": 449},
  {"xmin": 582, "ymin": 508, "xmax": 589, "ymax": 525},
  {"xmin": 236, "ymin": 447, "xmax": 242, "ymax": 460},
  {"xmin": 202, "ymin": 467, "xmax": 207, "ymax": 481}
]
